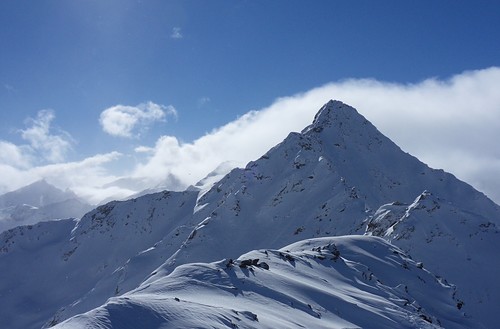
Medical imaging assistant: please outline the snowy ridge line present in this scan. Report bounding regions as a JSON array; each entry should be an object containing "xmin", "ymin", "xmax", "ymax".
[{"xmin": 53, "ymin": 236, "xmax": 471, "ymax": 329}]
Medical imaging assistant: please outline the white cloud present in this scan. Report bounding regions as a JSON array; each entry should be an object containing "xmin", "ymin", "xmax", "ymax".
[
  {"xmin": 131, "ymin": 67, "xmax": 500, "ymax": 204},
  {"xmin": 20, "ymin": 109, "xmax": 74, "ymax": 163},
  {"xmin": 134, "ymin": 146, "xmax": 155, "ymax": 153},
  {"xmin": 0, "ymin": 152, "xmax": 124, "ymax": 204},
  {"xmin": 171, "ymin": 27, "xmax": 183, "ymax": 39},
  {"xmin": 0, "ymin": 141, "xmax": 32, "ymax": 169},
  {"xmin": 31, "ymin": 152, "xmax": 126, "ymax": 204},
  {"xmin": 99, "ymin": 102, "xmax": 177, "ymax": 138}
]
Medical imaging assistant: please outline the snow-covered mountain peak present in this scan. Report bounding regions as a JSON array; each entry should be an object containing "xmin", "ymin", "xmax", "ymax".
[
  {"xmin": 302, "ymin": 99, "xmax": 364, "ymax": 135},
  {"xmin": 0, "ymin": 179, "xmax": 75, "ymax": 208},
  {"xmin": 0, "ymin": 179, "xmax": 92, "ymax": 233}
]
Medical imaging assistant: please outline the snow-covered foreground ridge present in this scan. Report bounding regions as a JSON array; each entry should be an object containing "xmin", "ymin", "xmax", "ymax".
[
  {"xmin": 54, "ymin": 236, "xmax": 471, "ymax": 329},
  {"xmin": 0, "ymin": 100, "xmax": 499, "ymax": 328}
]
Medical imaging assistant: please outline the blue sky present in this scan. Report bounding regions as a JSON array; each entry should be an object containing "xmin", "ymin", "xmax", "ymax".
[{"xmin": 1, "ymin": 1, "xmax": 500, "ymax": 203}]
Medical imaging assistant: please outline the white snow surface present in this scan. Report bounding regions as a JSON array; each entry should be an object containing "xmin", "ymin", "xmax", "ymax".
[
  {"xmin": 54, "ymin": 236, "xmax": 472, "ymax": 329},
  {"xmin": 0, "ymin": 100, "xmax": 498, "ymax": 329}
]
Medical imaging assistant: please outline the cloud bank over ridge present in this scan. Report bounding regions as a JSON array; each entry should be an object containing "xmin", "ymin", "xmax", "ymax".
[{"xmin": 0, "ymin": 67, "xmax": 499, "ymax": 204}]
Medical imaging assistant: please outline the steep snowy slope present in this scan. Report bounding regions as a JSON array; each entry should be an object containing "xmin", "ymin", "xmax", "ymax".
[
  {"xmin": 173, "ymin": 100, "xmax": 497, "ymax": 258},
  {"xmin": 366, "ymin": 191, "xmax": 500, "ymax": 325},
  {"xmin": 147, "ymin": 102, "xmax": 498, "ymax": 273},
  {"xmin": 54, "ymin": 236, "xmax": 473, "ymax": 329},
  {"xmin": 0, "ymin": 190, "xmax": 198, "ymax": 329}
]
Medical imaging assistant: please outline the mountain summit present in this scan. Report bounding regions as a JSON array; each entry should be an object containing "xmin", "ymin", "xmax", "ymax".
[
  {"xmin": 1, "ymin": 100, "xmax": 498, "ymax": 329},
  {"xmin": 0, "ymin": 180, "xmax": 92, "ymax": 233},
  {"xmin": 0, "ymin": 179, "xmax": 77, "ymax": 208},
  {"xmin": 303, "ymin": 99, "xmax": 359, "ymax": 133}
]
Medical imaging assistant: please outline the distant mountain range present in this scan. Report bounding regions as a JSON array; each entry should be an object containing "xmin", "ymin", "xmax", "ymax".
[
  {"xmin": 0, "ymin": 100, "xmax": 498, "ymax": 329},
  {"xmin": 0, "ymin": 179, "xmax": 92, "ymax": 233}
]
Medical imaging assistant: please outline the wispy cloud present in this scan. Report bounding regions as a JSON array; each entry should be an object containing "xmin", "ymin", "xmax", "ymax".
[
  {"xmin": 3, "ymin": 83, "xmax": 15, "ymax": 93},
  {"xmin": 20, "ymin": 109, "xmax": 74, "ymax": 163},
  {"xmin": 171, "ymin": 27, "xmax": 183, "ymax": 39},
  {"xmin": 0, "ymin": 110, "xmax": 124, "ymax": 203},
  {"xmin": 0, "ymin": 151, "xmax": 123, "ymax": 204},
  {"xmin": 198, "ymin": 97, "xmax": 211, "ymax": 107},
  {"xmin": 99, "ymin": 102, "xmax": 177, "ymax": 138},
  {"xmin": 0, "ymin": 141, "xmax": 32, "ymax": 169},
  {"xmin": 31, "ymin": 152, "xmax": 124, "ymax": 204}
]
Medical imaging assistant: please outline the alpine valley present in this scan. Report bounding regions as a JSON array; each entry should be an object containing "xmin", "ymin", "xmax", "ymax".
[{"xmin": 1, "ymin": 101, "xmax": 498, "ymax": 329}]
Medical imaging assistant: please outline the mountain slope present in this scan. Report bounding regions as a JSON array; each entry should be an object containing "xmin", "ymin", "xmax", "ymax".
[
  {"xmin": 0, "ymin": 190, "xmax": 198, "ymax": 329},
  {"xmin": 366, "ymin": 191, "xmax": 500, "ymax": 325},
  {"xmin": 0, "ymin": 100, "xmax": 498, "ymax": 329},
  {"xmin": 147, "ymin": 100, "xmax": 498, "ymax": 279},
  {"xmin": 145, "ymin": 100, "xmax": 500, "ymax": 327},
  {"xmin": 54, "ymin": 236, "xmax": 473, "ymax": 329}
]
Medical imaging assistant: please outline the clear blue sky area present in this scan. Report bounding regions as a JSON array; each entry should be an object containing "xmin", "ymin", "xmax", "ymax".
[{"xmin": 1, "ymin": 0, "xmax": 500, "ymax": 159}]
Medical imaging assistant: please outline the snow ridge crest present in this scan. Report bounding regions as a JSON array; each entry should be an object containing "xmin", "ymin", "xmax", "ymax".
[{"xmin": 302, "ymin": 99, "xmax": 356, "ymax": 134}]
